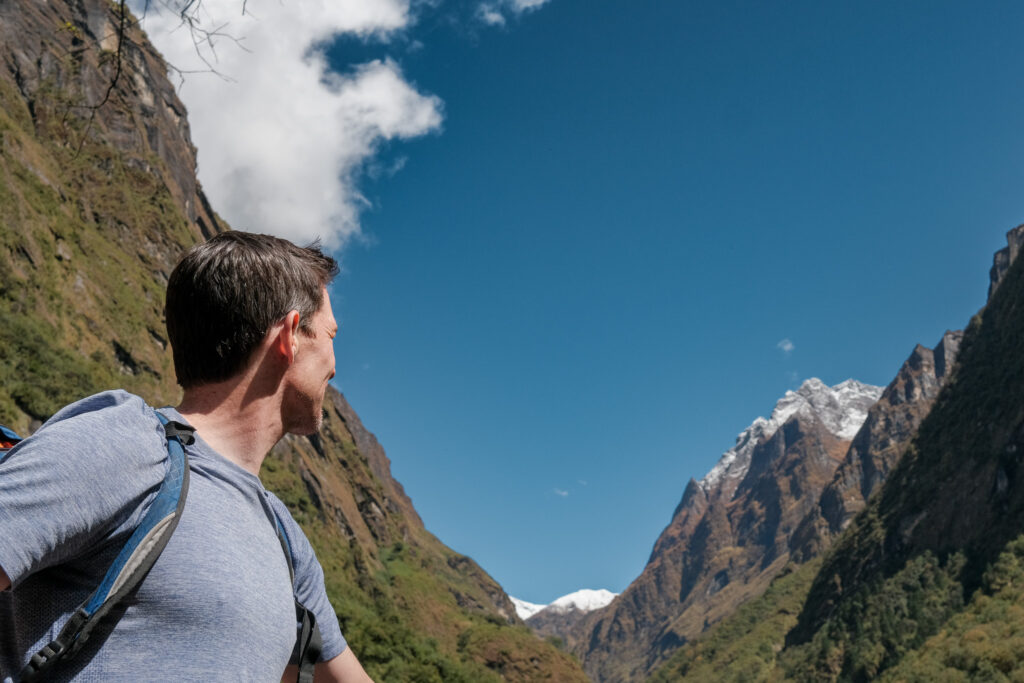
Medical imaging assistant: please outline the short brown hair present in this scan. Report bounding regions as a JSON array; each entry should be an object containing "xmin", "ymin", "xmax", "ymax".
[{"xmin": 165, "ymin": 232, "xmax": 339, "ymax": 388}]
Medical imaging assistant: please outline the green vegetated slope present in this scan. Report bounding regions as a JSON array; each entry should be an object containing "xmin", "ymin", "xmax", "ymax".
[
  {"xmin": 647, "ymin": 558, "xmax": 823, "ymax": 683},
  {"xmin": 645, "ymin": 230, "xmax": 1024, "ymax": 682},
  {"xmin": 0, "ymin": 2, "xmax": 586, "ymax": 680}
]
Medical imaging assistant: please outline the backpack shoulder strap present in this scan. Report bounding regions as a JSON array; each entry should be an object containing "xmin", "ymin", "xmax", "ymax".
[
  {"xmin": 19, "ymin": 413, "xmax": 195, "ymax": 682},
  {"xmin": 270, "ymin": 507, "xmax": 324, "ymax": 683}
]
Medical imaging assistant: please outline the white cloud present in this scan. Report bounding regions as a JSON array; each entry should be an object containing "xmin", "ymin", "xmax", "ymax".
[
  {"xmin": 777, "ymin": 338, "xmax": 795, "ymax": 355},
  {"xmin": 553, "ymin": 488, "xmax": 569, "ymax": 497},
  {"xmin": 136, "ymin": 0, "xmax": 443, "ymax": 249},
  {"xmin": 478, "ymin": 0, "xmax": 552, "ymax": 26},
  {"xmin": 479, "ymin": 8, "xmax": 506, "ymax": 25}
]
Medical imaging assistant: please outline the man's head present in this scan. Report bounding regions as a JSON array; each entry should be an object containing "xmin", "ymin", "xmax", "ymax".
[{"xmin": 166, "ymin": 232, "xmax": 339, "ymax": 389}]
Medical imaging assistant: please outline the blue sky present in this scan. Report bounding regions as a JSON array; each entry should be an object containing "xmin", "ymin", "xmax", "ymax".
[{"xmin": 146, "ymin": 0, "xmax": 1024, "ymax": 604}]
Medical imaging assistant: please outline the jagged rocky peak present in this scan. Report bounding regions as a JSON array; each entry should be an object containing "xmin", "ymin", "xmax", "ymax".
[
  {"xmin": 989, "ymin": 223, "xmax": 1024, "ymax": 300},
  {"xmin": 700, "ymin": 378, "xmax": 883, "ymax": 495}
]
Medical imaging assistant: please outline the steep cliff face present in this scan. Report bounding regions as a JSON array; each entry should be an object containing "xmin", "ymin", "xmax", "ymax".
[
  {"xmin": 0, "ymin": 2, "xmax": 586, "ymax": 680},
  {"xmin": 571, "ymin": 380, "xmax": 881, "ymax": 682},
  {"xmin": 790, "ymin": 330, "xmax": 962, "ymax": 562},
  {"xmin": 0, "ymin": 0, "xmax": 220, "ymax": 431}
]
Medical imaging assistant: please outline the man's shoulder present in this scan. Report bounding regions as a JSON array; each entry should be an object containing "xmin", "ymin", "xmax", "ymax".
[
  {"xmin": 42, "ymin": 390, "xmax": 154, "ymax": 428},
  {"xmin": 9, "ymin": 390, "xmax": 168, "ymax": 468}
]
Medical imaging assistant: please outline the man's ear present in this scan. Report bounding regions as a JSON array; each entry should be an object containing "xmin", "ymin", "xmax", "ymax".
[{"xmin": 276, "ymin": 311, "xmax": 301, "ymax": 364}]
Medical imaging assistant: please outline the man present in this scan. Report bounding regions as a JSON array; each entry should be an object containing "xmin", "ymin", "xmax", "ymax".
[{"xmin": 0, "ymin": 232, "xmax": 374, "ymax": 682}]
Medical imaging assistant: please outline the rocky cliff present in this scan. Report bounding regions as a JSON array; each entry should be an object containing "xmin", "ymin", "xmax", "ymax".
[
  {"xmin": 0, "ymin": 2, "xmax": 586, "ymax": 680},
  {"xmin": 570, "ymin": 379, "xmax": 882, "ymax": 682},
  {"xmin": 789, "ymin": 329, "xmax": 962, "ymax": 562}
]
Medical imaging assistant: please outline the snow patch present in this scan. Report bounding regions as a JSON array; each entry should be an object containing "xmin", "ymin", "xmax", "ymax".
[
  {"xmin": 513, "ymin": 589, "xmax": 618, "ymax": 620},
  {"xmin": 547, "ymin": 588, "xmax": 618, "ymax": 614},
  {"xmin": 510, "ymin": 596, "xmax": 546, "ymax": 620},
  {"xmin": 700, "ymin": 378, "xmax": 883, "ymax": 494}
]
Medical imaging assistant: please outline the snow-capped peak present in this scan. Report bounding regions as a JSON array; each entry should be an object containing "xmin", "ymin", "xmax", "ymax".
[
  {"xmin": 510, "ymin": 597, "xmax": 546, "ymax": 620},
  {"xmin": 699, "ymin": 378, "xmax": 883, "ymax": 494},
  {"xmin": 547, "ymin": 589, "xmax": 618, "ymax": 614},
  {"xmin": 510, "ymin": 589, "xmax": 618, "ymax": 620}
]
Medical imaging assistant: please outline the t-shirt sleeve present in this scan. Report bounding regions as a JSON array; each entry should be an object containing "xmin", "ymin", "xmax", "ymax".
[
  {"xmin": 0, "ymin": 392, "xmax": 168, "ymax": 587},
  {"xmin": 266, "ymin": 493, "xmax": 348, "ymax": 661}
]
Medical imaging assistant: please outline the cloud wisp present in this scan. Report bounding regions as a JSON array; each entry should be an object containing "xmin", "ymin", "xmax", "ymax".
[
  {"xmin": 136, "ymin": 0, "xmax": 442, "ymax": 249},
  {"xmin": 553, "ymin": 488, "xmax": 569, "ymax": 497},
  {"xmin": 478, "ymin": 0, "xmax": 552, "ymax": 26},
  {"xmin": 777, "ymin": 338, "xmax": 795, "ymax": 355}
]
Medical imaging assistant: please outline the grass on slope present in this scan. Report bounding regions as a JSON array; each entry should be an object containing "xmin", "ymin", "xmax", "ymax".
[{"xmin": 647, "ymin": 558, "xmax": 822, "ymax": 683}]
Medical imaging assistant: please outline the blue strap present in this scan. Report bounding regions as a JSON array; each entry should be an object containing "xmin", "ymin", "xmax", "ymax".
[
  {"xmin": 82, "ymin": 414, "xmax": 189, "ymax": 613},
  {"xmin": 0, "ymin": 424, "xmax": 22, "ymax": 462},
  {"xmin": 0, "ymin": 424, "xmax": 21, "ymax": 443}
]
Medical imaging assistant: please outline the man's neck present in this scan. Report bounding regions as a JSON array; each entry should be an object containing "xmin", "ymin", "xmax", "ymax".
[{"xmin": 176, "ymin": 377, "xmax": 285, "ymax": 477}]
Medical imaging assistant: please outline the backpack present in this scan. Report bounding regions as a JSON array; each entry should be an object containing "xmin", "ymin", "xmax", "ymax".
[{"xmin": 0, "ymin": 415, "xmax": 322, "ymax": 683}]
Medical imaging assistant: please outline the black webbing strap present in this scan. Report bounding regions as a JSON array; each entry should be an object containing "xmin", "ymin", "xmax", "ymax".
[
  {"xmin": 163, "ymin": 421, "xmax": 196, "ymax": 446},
  {"xmin": 295, "ymin": 604, "xmax": 323, "ymax": 683},
  {"xmin": 19, "ymin": 418, "xmax": 194, "ymax": 682}
]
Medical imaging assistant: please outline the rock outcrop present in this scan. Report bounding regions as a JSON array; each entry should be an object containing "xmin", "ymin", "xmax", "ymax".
[{"xmin": 988, "ymin": 223, "xmax": 1024, "ymax": 299}]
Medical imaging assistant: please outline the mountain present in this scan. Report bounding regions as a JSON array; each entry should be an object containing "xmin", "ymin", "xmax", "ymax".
[
  {"xmin": 647, "ymin": 224, "xmax": 1023, "ymax": 681},
  {"xmin": 646, "ymin": 330, "xmax": 965, "ymax": 682},
  {"xmin": 0, "ymin": 2, "xmax": 587, "ymax": 680},
  {"xmin": 515, "ymin": 589, "xmax": 618, "ymax": 645},
  {"xmin": 571, "ymin": 378, "xmax": 882, "ymax": 682}
]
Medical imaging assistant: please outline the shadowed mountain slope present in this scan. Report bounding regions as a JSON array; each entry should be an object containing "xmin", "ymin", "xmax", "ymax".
[{"xmin": 0, "ymin": 2, "xmax": 586, "ymax": 680}]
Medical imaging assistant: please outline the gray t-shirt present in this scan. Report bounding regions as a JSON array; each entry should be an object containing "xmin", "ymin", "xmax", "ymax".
[{"xmin": 0, "ymin": 391, "xmax": 346, "ymax": 681}]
